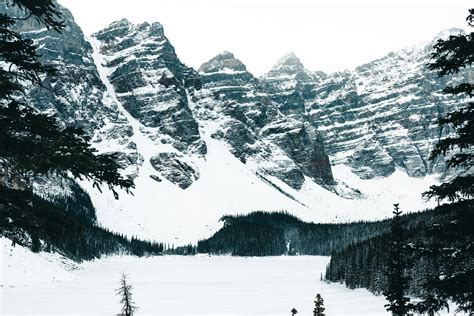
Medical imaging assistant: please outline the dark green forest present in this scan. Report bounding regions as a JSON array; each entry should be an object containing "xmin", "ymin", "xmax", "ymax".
[
  {"xmin": 325, "ymin": 200, "xmax": 474, "ymax": 312},
  {"xmin": 197, "ymin": 210, "xmax": 438, "ymax": 256},
  {"xmin": 325, "ymin": 200, "xmax": 473, "ymax": 291},
  {"xmin": 0, "ymin": 184, "xmax": 164, "ymax": 261}
]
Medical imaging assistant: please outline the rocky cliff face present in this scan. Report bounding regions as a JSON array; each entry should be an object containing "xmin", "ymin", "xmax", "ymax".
[
  {"xmin": 194, "ymin": 51, "xmax": 334, "ymax": 189},
  {"xmin": 3, "ymin": 5, "xmax": 140, "ymax": 178},
  {"xmin": 260, "ymin": 30, "xmax": 472, "ymax": 180},
  {"xmin": 92, "ymin": 19, "xmax": 206, "ymax": 189},
  {"xmin": 260, "ymin": 52, "xmax": 326, "ymax": 115}
]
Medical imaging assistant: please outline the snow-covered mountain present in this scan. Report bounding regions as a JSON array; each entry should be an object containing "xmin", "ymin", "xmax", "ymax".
[
  {"xmin": 6, "ymin": 2, "xmax": 472, "ymax": 244},
  {"xmin": 8, "ymin": 6, "xmax": 140, "ymax": 179},
  {"xmin": 261, "ymin": 31, "xmax": 471, "ymax": 180}
]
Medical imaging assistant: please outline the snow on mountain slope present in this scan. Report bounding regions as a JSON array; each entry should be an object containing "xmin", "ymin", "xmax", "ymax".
[
  {"xmin": 195, "ymin": 51, "xmax": 334, "ymax": 189},
  {"xmin": 0, "ymin": 238, "xmax": 75, "ymax": 287},
  {"xmin": 91, "ymin": 19, "xmax": 205, "ymax": 189},
  {"xmin": 83, "ymin": 130, "xmax": 436, "ymax": 245},
  {"xmin": 82, "ymin": 132, "xmax": 308, "ymax": 245},
  {"xmin": 78, "ymin": 20, "xmax": 439, "ymax": 246},
  {"xmin": 88, "ymin": 37, "xmax": 158, "ymax": 179},
  {"xmin": 5, "ymin": 2, "xmax": 451, "ymax": 246}
]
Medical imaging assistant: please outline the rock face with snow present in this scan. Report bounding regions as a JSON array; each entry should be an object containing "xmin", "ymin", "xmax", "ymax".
[
  {"xmin": 92, "ymin": 19, "xmax": 206, "ymax": 189},
  {"xmin": 261, "ymin": 52, "xmax": 326, "ymax": 115},
  {"xmin": 4, "ymin": 5, "xmax": 140, "ymax": 177},
  {"xmin": 195, "ymin": 51, "xmax": 334, "ymax": 188},
  {"xmin": 260, "ymin": 31, "xmax": 472, "ymax": 180}
]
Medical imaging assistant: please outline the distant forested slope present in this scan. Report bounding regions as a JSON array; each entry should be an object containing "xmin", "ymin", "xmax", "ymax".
[
  {"xmin": 197, "ymin": 210, "xmax": 436, "ymax": 256},
  {"xmin": 325, "ymin": 200, "xmax": 474, "ymax": 297},
  {"xmin": 0, "ymin": 186, "xmax": 164, "ymax": 261}
]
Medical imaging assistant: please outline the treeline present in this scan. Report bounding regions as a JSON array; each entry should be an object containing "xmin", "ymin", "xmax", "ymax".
[
  {"xmin": 325, "ymin": 200, "xmax": 474, "ymax": 297},
  {"xmin": 196, "ymin": 210, "xmax": 437, "ymax": 256},
  {"xmin": 0, "ymin": 186, "xmax": 164, "ymax": 261}
]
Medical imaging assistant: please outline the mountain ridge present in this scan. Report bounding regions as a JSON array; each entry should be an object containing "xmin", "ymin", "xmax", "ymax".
[{"xmin": 5, "ymin": 2, "xmax": 471, "ymax": 243}]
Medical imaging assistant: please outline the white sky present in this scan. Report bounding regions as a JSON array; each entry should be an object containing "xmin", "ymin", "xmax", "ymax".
[{"xmin": 58, "ymin": 0, "xmax": 471, "ymax": 76}]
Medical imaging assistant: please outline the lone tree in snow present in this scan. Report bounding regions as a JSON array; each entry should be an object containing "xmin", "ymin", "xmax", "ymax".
[
  {"xmin": 291, "ymin": 307, "xmax": 298, "ymax": 315},
  {"xmin": 313, "ymin": 293, "xmax": 325, "ymax": 316},
  {"xmin": 383, "ymin": 204, "xmax": 412, "ymax": 315},
  {"xmin": 116, "ymin": 273, "xmax": 138, "ymax": 316}
]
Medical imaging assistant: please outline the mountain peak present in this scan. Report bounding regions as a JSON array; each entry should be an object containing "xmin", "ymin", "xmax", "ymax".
[
  {"xmin": 199, "ymin": 51, "xmax": 247, "ymax": 73},
  {"xmin": 275, "ymin": 52, "xmax": 304, "ymax": 68},
  {"xmin": 111, "ymin": 18, "xmax": 132, "ymax": 27},
  {"xmin": 278, "ymin": 51, "xmax": 300, "ymax": 63},
  {"xmin": 220, "ymin": 51, "xmax": 235, "ymax": 58},
  {"xmin": 271, "ymin": 52, "xmax": 305, "ymax": 72}
]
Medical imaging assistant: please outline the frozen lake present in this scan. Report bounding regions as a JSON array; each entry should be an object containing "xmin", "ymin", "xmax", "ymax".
[{"xmin": 1, "ymin": 255, "xmax": 391, "ymax": 315}]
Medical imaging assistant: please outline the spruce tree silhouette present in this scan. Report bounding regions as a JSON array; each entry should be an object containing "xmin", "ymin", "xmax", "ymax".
[
  {"xmin": 423, "ymin": 9, "xmax": 473, "ymax": 203},
  {"xmin": 416, "ymin": 8, "xmax": 474, "ymax": 314},
  {"xmin": 383, "ymin": 204, "xmax": 412, "ymax": 315},
  {"xmin": 313, "ymin": 293, "xmax": 325, "ymax": 316}
]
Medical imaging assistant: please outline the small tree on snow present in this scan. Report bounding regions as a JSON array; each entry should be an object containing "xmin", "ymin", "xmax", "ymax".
[
  {"xmin": 313, "ymin": 293, "xmax": 326, "ymax": 316},
  {"xmin": 291, "ymin": 307, "xmax": 298, "ymax": 315},
  {"xmin": 116, "ymin": 273, "xmax": 138, "ymax": 316}
]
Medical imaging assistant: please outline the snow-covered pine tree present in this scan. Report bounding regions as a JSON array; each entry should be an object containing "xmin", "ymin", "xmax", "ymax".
[
  {"xmin": 383, "ymin": 204, "xmax": 412, "ymax": 315},
  {"xmin": 116, "ymin": 273, "xmax": 138, "ymax": 316},
  {"xmin": 313, "ymin": 293, "xmax": 325, "ymax": 316}
]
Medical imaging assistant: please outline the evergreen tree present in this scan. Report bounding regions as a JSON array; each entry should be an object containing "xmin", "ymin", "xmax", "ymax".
[
  {"xmin": 383, "ymin": 204, "xmax": 412, "ymax": 315},
  {"xmin": 418, "ymin": 8, "xmax": 474, "ymax": 313},
  {"xmin": 290, "ymin": 307, "xmax": 298, "ymax": 316},
  {"xmin": 116, "ymin": 273, "xmax": 138, "ymax": 316},
  {"xmin": 423, "ymin": 9, "xmax": 474, "ymax": 203},
  {"xmin": 313, "ymin": 293, "xmax": 325, "ymax": 316},
  {"xmin": 0, "ymin": 0, "xmax": 134, "ymax": 199}
]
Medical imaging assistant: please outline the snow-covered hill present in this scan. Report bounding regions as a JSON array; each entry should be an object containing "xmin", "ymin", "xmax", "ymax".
[
  {"xmin": 83, "ymin": 134, "xmax": 437, "ymax": 244},
  {"xmin": 0, "ymin": 238, "xmax": 76, "ymax": 287},
  {"xmin": 5, "ymin": 2, "xmax": 470, "ymax": 245}
]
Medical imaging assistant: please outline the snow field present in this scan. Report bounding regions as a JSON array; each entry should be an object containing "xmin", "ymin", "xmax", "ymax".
[
  {"xmin": 1, "ymin": 239, "xmax": 463, "ymax": 315},
  {"xmin": 0, "ymin": 238, "xmax": 76, "ymax": 288},
  {"xmin": 2, "ymin": 254, "xmax": 391, "ymax": 315}
]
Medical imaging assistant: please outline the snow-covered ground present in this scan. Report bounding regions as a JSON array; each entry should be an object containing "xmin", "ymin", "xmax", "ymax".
[
  {"xmin": 2, "ymin": 253, "xmax": 391, "ymax": 315},
  {"xmin": 0, "ymin": 238, "xmax": 76, "ymax": 288},
  {"xmin": 1, "ymin": 238, "xmax": 464, "ymax": 315}
]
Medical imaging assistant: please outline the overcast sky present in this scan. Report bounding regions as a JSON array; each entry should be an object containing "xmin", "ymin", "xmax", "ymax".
[{"xmin": 58, "ymin": 0, "xmax": 471, "ymax": 76}]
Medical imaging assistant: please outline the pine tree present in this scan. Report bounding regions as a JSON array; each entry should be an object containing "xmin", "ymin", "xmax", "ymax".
[
  {"xmin": 422, "ymin": 9, "xmax": 474, "ymax": 203},
  {"xmin": 383, "ymin": 204, "xmax": 412, "ymax": 315},
  {"xmin": 116, "ymin": 273, "xmax": 138, "ymax": 316},
  {"xmin": 417, "ymin": 8, "xmax": 474, "ymax": 314},
  {"xmin": 290, "ymin": 307, "xmax": 298, "ymax": 316},
  {"xmin": 313, "ymin": 293, "xmax": 325, "ymax": 316},
  {"xmin": 0, "ymin": 0, "xmax": 134, "ymax": 199}
]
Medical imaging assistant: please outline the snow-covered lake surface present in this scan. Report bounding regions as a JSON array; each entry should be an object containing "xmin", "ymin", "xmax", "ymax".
[{"xmin": 1, "ymin": 253, "xmax": 394, "ymax": 315}]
